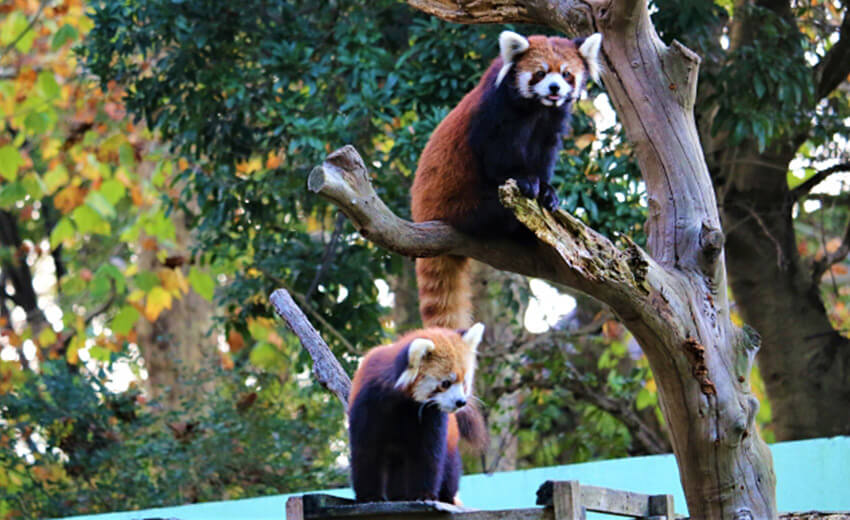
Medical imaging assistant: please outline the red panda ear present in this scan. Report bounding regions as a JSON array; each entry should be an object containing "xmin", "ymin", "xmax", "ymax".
[
  {"xmin": 461, "ymin": 323, "xmax": 485, "ymax": 352},
  {"xmin": 395, "ymin": 338, "xmax": 435, "ymax": 389},
  {"xmin": 496, "ymin": 31, "xmax": 529, "ymax": 86},
  {"xmin": 577, "ymin": 33, "xmax": 603, "ymax": 83}
]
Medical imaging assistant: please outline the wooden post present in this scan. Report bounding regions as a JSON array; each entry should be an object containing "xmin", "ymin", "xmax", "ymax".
[
  {"xmin": 649, "ymin": 494, "xmax": 675, "ymax": 520},
  {"xmin": 286, "ymin": 496, "xmax": 304, "ymax": 520},
  {"xmin": 552, "ymin": 481, "xmax": 584, "ymax": 520}
]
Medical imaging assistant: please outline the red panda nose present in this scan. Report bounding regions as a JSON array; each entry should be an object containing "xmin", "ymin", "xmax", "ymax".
[
  {"xmin": 548, "ymin": 84, "xmax": 560, "ymax": 94},
  {"xmin": 455, "ymin": 399, "xmax": 467, "ymax": 408}
]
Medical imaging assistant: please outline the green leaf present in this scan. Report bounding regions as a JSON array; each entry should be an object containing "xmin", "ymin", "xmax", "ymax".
[
  {"xmin": 51, "ymin": 24, "xmax": 78, "ymax": 50},
  {"xmin": 635, "ymin": 388, "xmax": 656, "ymax": 410},
  {"xmin": 37, "ymin": 72, "xmax": 60, "ymax": 99},
  {"xmin": 86, "ymin": 191, "xmax": 116, "ymax": 219},
  {"xmin": 134, "ymin": 271, "xmax": 160, "ymax": 292},
  {"xmin": 119, "ymin": 143, "xmax": 136, "ymax": 168},
  {"xmin": 99, "ymin": 179, "xmax": 126, "ymax": 205},
  {"xmin": 49, "ymin": 218, "xmax": 74, "ymax": 248},
  {"xmin": 0, "ymin": 182, "xmax": 26, "ymax": 209},
  {"xmin": 43, "ymin": 165, "xmax": 69, "ymax": 194},
  {"xmin": 188, "ymin": 267, "xmax": 215, "ymax": 301},
  {"xmin": 0, "ymin": 145, "xmax": 23, "ymax": 181},
  {"xmin": 21, "ymin": 173, "xmax": 46, "ymax": 199},
  {"xmin": 24, "ymin": 111, "xmax": 49, "ymax": 135},
  {"xmin": 111, "ymin": 306, "xmax": 139, "ymax": 335},
  {"xmin": 71, "ymin": 205, "xmax": 110, "ymax": 235}
]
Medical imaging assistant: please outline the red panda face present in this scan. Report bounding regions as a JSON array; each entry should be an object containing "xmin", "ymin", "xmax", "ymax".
[
  {"xmin": 496, "ymin": 31, "xmax": 602, "ymax": 107},
  {"xmin": 394, "ymin": 323, "xmax": 484, "ymax": 412}
]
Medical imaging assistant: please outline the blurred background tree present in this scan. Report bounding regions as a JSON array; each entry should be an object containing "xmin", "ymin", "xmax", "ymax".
[{"xmin": 0, "ymin": 0, "xmax": 847, "ymax": 518}]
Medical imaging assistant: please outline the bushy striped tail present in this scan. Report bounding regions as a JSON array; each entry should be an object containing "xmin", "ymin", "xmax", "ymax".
[{"xmin": 416, "ymin": 255, "xmax": 472, "ymax": 329}]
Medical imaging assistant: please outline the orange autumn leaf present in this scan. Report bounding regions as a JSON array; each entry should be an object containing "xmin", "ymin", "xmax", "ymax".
[
  {"xmin": 227, "ymin": 329, "xmax": 246, "ymax": 353},
  {"xmin": 265, "ymin": 152, "xmax": 282, "ymax": 169},
  {"xmin": 53, "ymin": 185, "xmax": 86, "ymax": 214}
]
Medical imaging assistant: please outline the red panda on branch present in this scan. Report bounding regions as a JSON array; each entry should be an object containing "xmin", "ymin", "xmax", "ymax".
[
  {"xmin": 348, "ymin": 324, "xmax": 487, "ymax": 503},
  {"xmin": 411, "ymin": 30, "xmax": 603, "ymax": 328}
]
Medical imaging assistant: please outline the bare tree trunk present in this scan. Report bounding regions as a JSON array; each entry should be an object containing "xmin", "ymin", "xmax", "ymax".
[
  {"xmin": 305, "ymin": 0, "xmax": 779, "ymax": 516},
  {"xmin": 135, "ymin": 212, "xmax": 217, "ymax": 410}
]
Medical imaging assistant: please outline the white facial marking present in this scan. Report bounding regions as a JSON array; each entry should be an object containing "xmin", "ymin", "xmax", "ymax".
[
  {"xmin": 432, "ymin": 382, "xmax": 468, "ymax": 413},
  {"xmin": 516, "ymin": 70, "xmax": 533, "ymax": 98},
  {"xmin": 531, "ymin": 72, "xmax": 572, "ymax": 107}
]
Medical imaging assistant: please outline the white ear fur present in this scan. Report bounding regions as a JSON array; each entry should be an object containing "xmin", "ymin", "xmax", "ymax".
[
  {"xmin": 461, "ymin": 323, "xmax": 484, "ymax": 395},
  {"xmin": 496, "ymin": 31, "xmax": 529, "ymax": 86},
  {"xmin": 462, "ymin": 323, "xmax": 485, "ymax": 352},
  {"xmin": 579, "ymin": 33, "xmax": 603, "ymax": 83},
  {"xmin": 394, "ymin": 338, "xmax": 435, "ymax": 389}
]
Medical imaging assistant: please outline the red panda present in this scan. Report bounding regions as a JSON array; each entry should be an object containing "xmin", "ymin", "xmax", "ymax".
[
  {"xmin": 411, "ymin": 31, "xmax": 602, "ymax": 328},
  {"xmin": 348, "ymin": 323, "xmax": 487, "ymax": 503}
]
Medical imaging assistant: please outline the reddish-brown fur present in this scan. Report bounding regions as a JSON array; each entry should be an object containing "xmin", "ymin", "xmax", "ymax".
[{"xmin": 411, "ymin": 36, "xmax": 590, "ymax": 329}]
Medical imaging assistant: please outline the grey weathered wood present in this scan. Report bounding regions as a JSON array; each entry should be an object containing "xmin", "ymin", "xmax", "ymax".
[
  {"xmin": 648, "ymin": 494, "xmax": 675, "ymax": 520},
  {"xmin": 537, "ymin": 481, "xmax": 676, "ymax": 518},
  {"xmin": 269, "ymin": 289, "xmax": 352, "ymax": 409},
  {"xmin": 581, "ymin": 485, "xmax": 650, "ymax": 517},
  {"xmin": 286, "ymin": 496, "xmax": 305, "ymax": 520},
  {"xmin": 302, "ymin": 494, "xmax": 466, "ymax": 518},
  {"xmin": 552, "ymin": 481, "xmax": 583, "ymax": 520},
  {"xmin": 294, "ymin": 492, "xmax": 552, "ymax": 520},
  {"xmin": 309, "ymin": 0, "xmax": 781, "ymax": 516}
]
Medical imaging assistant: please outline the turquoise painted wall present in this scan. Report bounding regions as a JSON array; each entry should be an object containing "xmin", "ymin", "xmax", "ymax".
[{"xmin": 61, "ymin": 436, "xmax": 850, "ymax": 520}]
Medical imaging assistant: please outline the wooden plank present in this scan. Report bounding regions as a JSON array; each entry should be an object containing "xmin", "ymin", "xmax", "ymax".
[
  {"xmin": 301, "ymin": 494, "xmax": 467, "ymax": 518},
  {"xmin": 286, "ymin": 496, "xmax": 304, "ymax": 520},
  {"xmin": 552, "ymin": 481, "xmax": 584, "ymax": 520},
  {"xmin": 580, "ymin": 484, "xmax": 650, "ymax": 517}
]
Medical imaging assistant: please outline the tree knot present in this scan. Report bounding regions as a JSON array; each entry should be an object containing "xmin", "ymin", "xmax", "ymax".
[{"xmin": 683, "ymin": 337, "xmax": 716, "ymax": 395}]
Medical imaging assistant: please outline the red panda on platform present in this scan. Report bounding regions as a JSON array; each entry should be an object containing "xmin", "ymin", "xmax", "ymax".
[
  {"xmin": 411, "ymin": 30, "xmax": 603, "ymax": 328},
  {"xmin": 348, "ymin": 324, "xmax": 487, "ymax": 503}
]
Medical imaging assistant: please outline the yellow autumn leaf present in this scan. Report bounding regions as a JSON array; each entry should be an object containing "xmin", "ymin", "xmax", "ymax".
[
  {"xmin": 574, "ymin": 133, "xmax": 596, "ymax": 150},
  {"xmin": 159, "ymin": 267, "xmax": 189, "ymax": 295},
  {"xmin": 235, "ymin": 157, "xmax": 262, "ymax": 176},
  {"xmin": 144, "ymin": 287, "xmax": 172, "ymax": 321}
]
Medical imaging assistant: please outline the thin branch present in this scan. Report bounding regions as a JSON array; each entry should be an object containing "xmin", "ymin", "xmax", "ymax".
[
  {"xmin": 258, "ymin": 266, "xmax": 358, "ymax": 355},
  {"xmin": 790, "ymin": 162, "xmax": 850, "ymax": 200},
  {"xmin": 305, "ymin": 211, "xmax": 346, "ymax": 302},
  {"xmin": 269, "ymin": 288, "xmax": 351, "ymax": 409},
  {"xmin": 814, "ymin": 8, "xmax": 850, "ymax": 100},
  {"xmin": 0, "ymin": 1, "xmax": 48, "ymax": 60}
]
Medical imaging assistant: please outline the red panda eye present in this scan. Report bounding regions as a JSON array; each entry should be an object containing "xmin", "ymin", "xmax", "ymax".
[
  {"xmin": 563, "ymin": 71, "xmax": 575, "ymax": 83},
  {"xmin": 533, "ymin": 70, "xmax": 546, "ymax": 81},
  {"xmin": 441, "ymin": 380, "xmax": 451, "ymax": 390}
]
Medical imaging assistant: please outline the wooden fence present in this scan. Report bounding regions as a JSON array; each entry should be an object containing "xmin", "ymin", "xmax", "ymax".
[{"xmin": 285, "ymin": 480, "xmax": 678, "ymax": 520}]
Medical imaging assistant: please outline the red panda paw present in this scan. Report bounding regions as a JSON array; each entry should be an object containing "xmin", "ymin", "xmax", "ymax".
[
  {"xmin": 539, "ymin": 183, "xmax": 560, "ymax": 212},
  {"xmin": 515, "ymin": 178, "xmax": 540, "ymax": 199}
]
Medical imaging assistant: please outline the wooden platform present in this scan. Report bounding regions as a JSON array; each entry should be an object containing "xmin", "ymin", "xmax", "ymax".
[{"xmin": 285, "ymin": 480, "xmax": 678, "ymax": 519}]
